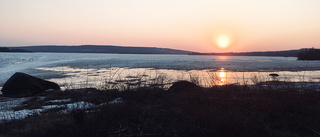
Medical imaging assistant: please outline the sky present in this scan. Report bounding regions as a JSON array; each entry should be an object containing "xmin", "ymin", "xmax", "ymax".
[{"xmin": 1, "ymin": 0, "xmax": 320, "ymax": 52}]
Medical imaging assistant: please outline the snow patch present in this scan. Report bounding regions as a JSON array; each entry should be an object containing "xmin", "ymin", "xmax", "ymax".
[
  {"xmin": 0, "ymin": 97, "xmax": 124, "ymax": 123},
  {"xmin": 37, "ymin": 96, "xmax": 46, "ymax": 100},
  {"xmin": 62, "ymin": 101, "xmax": 96, "ymax": 113},
  {"xmin": 108, "ymin": 97, "xmax": 124, "ymax": 104},
  {"xmin": 0, "ymin": 97, "xmax": 30, "ymax": 111},
  {"xmin": 0, "ymin": 97, "xmax": 39, "ymax": 123},
  {"xmin": 42, "ymin": 104, "xmax": 64, "ymax": 110},
  {"xmin": 0, "ymin": 109, "xmax": 44, "ymax": 123},
  {"xmin": 46, "ymin": 99, "xmax": 72, "ymax": 103}
]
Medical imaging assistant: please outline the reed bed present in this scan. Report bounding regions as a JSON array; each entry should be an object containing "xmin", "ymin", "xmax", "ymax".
[{"xmin": 0, "ymin": 68, "xmax": 320, "ymax": 137}]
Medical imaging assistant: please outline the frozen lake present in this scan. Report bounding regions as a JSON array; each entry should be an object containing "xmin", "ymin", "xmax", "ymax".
[{"xmin": 1, "ymin": 53, "xmax": 320, "ymax": 89}]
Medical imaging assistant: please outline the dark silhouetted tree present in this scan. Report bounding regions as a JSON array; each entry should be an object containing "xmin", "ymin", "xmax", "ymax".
[
  {"xmin": 298, "ymin": 48, "xmax": 320, "ymax": 60},
  {"xmin": 0, "ymin": 47, "xmax": 10, "ymax": 52}
]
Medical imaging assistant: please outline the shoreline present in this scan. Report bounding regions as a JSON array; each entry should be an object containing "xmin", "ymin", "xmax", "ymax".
[{"xmin": 1, "ymin": 69, "xmax": 320, "ymax": 91}]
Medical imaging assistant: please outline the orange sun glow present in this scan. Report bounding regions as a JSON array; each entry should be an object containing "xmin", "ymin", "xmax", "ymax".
[
  {"xmin": 216, "ymin": 36, "xmax": 230, "ymax": 49},
  {"xmin": 210, "ymin": 28, "xmax": 237, "ymax": 50}
]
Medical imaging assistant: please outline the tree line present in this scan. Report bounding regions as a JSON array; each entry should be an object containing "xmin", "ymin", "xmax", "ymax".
[
  {"xmin": 298, "ymin": 48, "xmax": 320, "ymax": 60},
  {"xmin": 0, "ymin": 47, "xmax": 30, "ymax": 52}
]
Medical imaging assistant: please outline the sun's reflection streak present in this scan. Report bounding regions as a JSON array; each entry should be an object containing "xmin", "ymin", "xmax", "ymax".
[
  {"xmin": 217, "ymin": 56, "xmax": 229, "ymax": 61},
  {"xmin": 36, "ymin": 66, "xmax": 320, "ymax": 89},
  {"xmin": 218, "ymin": 68, "xmax": 227, "ymax": 85}
]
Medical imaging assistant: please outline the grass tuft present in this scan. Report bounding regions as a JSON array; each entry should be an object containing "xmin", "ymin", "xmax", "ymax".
[{"xmin": 1, "ymin": 82, "xmax": 320, "ymax": 136}]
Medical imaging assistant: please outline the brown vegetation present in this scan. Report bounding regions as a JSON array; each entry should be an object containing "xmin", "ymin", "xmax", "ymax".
[{"xmin": 1, "ymin": 84, "xmax": 320, "ymax": 137}]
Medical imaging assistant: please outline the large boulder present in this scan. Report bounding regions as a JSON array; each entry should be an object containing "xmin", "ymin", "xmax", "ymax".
[
  {"xmin": 168, "ymin": 81, "xmax": 202, "ymax": 92},
  {"xmin": 1, "ymin": 72, "xmax": 60, "ymax": 97}
]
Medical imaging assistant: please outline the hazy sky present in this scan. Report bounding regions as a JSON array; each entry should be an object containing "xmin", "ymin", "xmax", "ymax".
[{"xmin": 1, "ymin": 0, "xmax": 320, "ymax": 52}]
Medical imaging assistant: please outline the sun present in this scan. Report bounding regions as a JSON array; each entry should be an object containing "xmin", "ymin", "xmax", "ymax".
[
  {"xmin": 210, "ymin": 28, "xmax": 237, "ymax": 50},
  {"xmin": 216, "ymin": 36, "xmax": 230, "ymax": 49}
]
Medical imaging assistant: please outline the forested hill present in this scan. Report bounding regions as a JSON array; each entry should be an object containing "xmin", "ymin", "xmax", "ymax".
[
  {"xmin": 4, "ymin": 45, "xmax": 318, "ymax": 58},
  {"xmin": 8, "ymin": 45, "xmax": 193, "ymax": 54},
  {"xmin": 189, "ymin": 49, "xmax": 302, "ymax": 57},
  {"xmin": 0, "ymin": 47, "xmax": 30, "ymax": 52},
  {"xmin": 298, "ymin": 48, "xmax": 320, "ymax": 60}
]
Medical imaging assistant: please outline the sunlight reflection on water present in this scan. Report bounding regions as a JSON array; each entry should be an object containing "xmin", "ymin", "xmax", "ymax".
[
  {"xmin": 218, "ymin": 68, "xmax": 227, "ymax": 85},
  {"xmin": 36, "ymin": 66, "xmax": 320, "ymax": 90},
  {"xmin": 2, "ymin": 53, "xmax": 320, "ymax": 91}
]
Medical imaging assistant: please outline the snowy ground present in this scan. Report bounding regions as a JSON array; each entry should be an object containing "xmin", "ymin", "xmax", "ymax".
[{"xmin": 0, "ymin": 96, "xmax": 123, "ymax": 123}]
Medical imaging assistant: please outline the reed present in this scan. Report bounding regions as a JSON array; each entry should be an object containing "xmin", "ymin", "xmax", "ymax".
[
  {"xmin": 1, "ymin": 83, "xmax": 320, "ymax": 136},
  {"xmin": 1, "ymin": 67, "xmax": 319, "ymax": 136}
]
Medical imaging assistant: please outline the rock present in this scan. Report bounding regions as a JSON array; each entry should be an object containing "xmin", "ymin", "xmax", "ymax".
[
  {"xmin": 1, "ymin": 72, "xmax": 60, "ymax": 97},
  {"xmin": 269, "ymin": 73, "xmax": 279, "ymax": 77},
  {"xmin": 269, "ymin": 73, "xmax": 279, "ymax": 81},
  {"xmin": 168, "ymin": 81, "xmax": 201, "ymax": 92}
]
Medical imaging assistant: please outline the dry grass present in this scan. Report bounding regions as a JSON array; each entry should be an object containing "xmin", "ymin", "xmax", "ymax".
[{"xmin": 1, "ymin": 83, "xmax": 320, "ymax": 137}]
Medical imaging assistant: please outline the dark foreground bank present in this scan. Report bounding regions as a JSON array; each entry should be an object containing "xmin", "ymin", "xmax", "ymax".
[{"xmin": 1, "ymin": 84, "xmax": 320, "ymax": 137}]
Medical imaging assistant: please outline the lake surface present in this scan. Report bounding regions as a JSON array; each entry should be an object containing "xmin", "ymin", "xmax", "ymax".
[{"xmin": 1, "ymin": 53, "xmax": 320, "ymax": 89}]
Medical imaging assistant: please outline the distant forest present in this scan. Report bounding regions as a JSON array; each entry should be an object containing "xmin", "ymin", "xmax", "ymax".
[
  {"xmin": 298, "ymin": 48, "xmax": 320, "ymax": 60},
  {"xmin": 190, "ymin": 48, "xmax": 320, "ymax": 59},
  {"xmin": 6, "ymin": 45, "xmax": 191, "ymax": 55},
  {"xmin": 189, "ymin": 49, "xmax": 301, "ymax": 57},
  {"xmin": 0, "ymin": 47, "xmax": 30, "ymax": 52},
  {"xmin": 2, "ymin": 46, "xmax": 320, "ymax": 60}
]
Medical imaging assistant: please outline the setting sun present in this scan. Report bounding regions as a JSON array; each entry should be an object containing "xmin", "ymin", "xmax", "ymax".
[
  {"xmin": 211, "ymin": 28, "xmax": 236, "ymax": 50},
  {"xmin": 217, "ymin": 36, "xmax": 230, "ymax": 49}
]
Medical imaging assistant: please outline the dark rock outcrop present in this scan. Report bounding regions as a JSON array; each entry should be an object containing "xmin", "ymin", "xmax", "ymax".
[
  {"xmin": 1, "ymin": 72, "xmax": 60, "ymax": 97},
  {"xmin": 269, "ymin": 73, "xmax": 279, "ymax": 77},
  {"xmin": 168, "ymin": 81, "xmax": 201, "ymax": 92}
]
